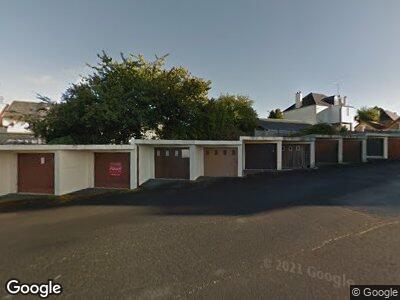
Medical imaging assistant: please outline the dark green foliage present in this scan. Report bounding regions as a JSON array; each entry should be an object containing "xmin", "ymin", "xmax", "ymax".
[
  {"xmin": 268, "ymin": 109, "xmax": 284, "ymax": 119},
  {"xmin": 356, "ymin": 107, "xmax": 380, "ymax": 123},
  {"xmin": 298, "ymin": 123, "xmax": 338, "ymax": 135},
  {"xmin": 30, "ymin": 52, "xmax": 258, "ymax": 144}
]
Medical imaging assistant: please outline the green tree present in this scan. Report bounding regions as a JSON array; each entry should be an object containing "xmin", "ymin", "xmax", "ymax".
[
  {"xmin": 30, "ymin": 52, "xmax": 211, "ymax": 144},
  {"xmin": 201, "ymin": 94, "xmax": 258, "ymax": 140},
  {"xmin": 356, "ymin": 107, "xmax": 380, "ymax": 123},
  {"xmin": 268, "ymin": 109, "xmax": 284, "ymax": 119}
]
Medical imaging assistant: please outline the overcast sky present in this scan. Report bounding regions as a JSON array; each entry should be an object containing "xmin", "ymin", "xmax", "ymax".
[{"xmin": 1, "ymin": 0, "xmax": 400, "ymax": 117}]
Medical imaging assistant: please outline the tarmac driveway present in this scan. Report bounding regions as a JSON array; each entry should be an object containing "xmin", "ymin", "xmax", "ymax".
[{"xmin": 0, "ymin": 161, "xmax": 399, "ymax": 299}]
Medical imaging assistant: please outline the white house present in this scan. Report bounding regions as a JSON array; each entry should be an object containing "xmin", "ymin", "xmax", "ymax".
[
  {"xmin": 0, "ymin": 100, "xmax": 48, "ymax": 133},
  {"xmin": 283, "ymin": 92, "xmax": 357, "ymax": 131}
]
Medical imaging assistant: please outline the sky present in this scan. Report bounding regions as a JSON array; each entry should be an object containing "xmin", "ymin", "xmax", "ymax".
[{"xmin": 1, "ymin": 0, "xmax": 400, "ymax": 117}]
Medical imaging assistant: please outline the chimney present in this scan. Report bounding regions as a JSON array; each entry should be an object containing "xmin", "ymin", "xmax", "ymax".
[
  {"xmin": 342, "ymin": 96, "xmax": 347, "ymax": 106},
  {"xmin": 334, "ymin": 95, "xmax": 340, "ymax": 106},
  {"xmin": 295, "ymin": 91, "xmax": 302, "ymax": 108}
]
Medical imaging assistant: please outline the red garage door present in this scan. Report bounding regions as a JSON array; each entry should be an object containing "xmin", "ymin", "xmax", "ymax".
[
  {"xmin": 94, "ymin": 153, "xmax": 130, "ymax": 189},
  {"xmin": 343, "ymin": 140, "xmax": 362, "ymax": 163},
  {"xmin": 155, "ymin": 148, "xmax": 190, "ymax": 179},
  {"xmin": 315, "ymin": 139, "xmax": 338, "ymax": 164},
  {"xmin": 389, "ymin": 138, "xmax": 400, "ymax": 160},
  {"xmin": 18, "ymin": 153, "xmax": 54, "ymax": 194}
]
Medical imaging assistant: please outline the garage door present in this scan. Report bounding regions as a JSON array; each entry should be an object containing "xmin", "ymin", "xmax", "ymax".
[
  {"xmin": 204, "ymin": 147, "xmax": 238, "ymax": 177},
  {"xmin": 245, "ymin": 143, "xmax": 277, "ymax": 170},
  {"xmin": 343, "ymin": 140, "xmax": 362, "ymax": 163},
  {"xmin": 18, "ymin": 153, "xmax": 54, "ymax": 194},
  {"xmin": 389, "ymin": 138, "xmax": 400, "ymax": 160},
  {"xmin": 315, "ymin": 139, "xmax": 338, "ymax": 164},
  {"xmin": 367, "ymin": 138, "xmax": 384, "ymax": 157},
  {"xmin": 94, "ymin": 153, "xmax": 130, "ymax": 189},
  {"xmin": 155, "ymin": 148, "xmax": 190, "ymax": 179},
  {"xmin": 282, "ymin": 144, "xmax": 310, "ymax": 169}
]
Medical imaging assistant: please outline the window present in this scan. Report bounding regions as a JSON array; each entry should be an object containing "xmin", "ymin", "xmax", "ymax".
[
  {"xmin": 296, "ymin": 145, "xmax": 301, "ymax": 151},
  {"xmin": 175, "ymin": 150, "xmax": 179, "ymax": 157},
  {"xmin": 165, "ymin": 150, "xmax": 169, "ymax": 157},
  {"xmin": 156, "ymin": 150, "xmax": 161, "ymax": 156},
  {"xmin": 288, "ymin": 146, "xmax": 293, "ymax": 152},
  {"xmin": 282, "ymin": 146, "xmax": 285, "ymax": 152}
]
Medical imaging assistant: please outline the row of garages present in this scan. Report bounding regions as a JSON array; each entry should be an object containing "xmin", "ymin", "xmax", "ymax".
[{"xmin": 0, "ymin": 134, "xmax": 399, "ymax": 196}]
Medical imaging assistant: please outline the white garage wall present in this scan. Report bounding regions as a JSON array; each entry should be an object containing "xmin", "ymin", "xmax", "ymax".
[
  {"xmin": 138, "ymin": 145, "xmax": 155, "ymax": 186},
  {"xmin": 0, "ymin": 152, "xmax": 17, "ymax": 195},
  {"xmin": 57, "ymin": 151, "xmax": 94, "ymax": 195}
]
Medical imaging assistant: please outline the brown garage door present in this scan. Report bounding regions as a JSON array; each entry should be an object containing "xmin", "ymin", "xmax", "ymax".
[
  {"xmin": 18, "ymin": 153, "xmax": 54, "ymax": 194},
  {"xmin": 155, "ymin": 148, "xmax": 190, "ymax": 179},
  {"xmin": 94, "ymin": 153, "xmax": 130, "ymax": 189},
  {"xmin": 343, "ymin": 139, "xmax": 362, "ymax": 163},
  {"xmin": 315, "ymin": 139, "xmax": 338, "ymax": 164},
  {"xmin": 282, "ymin": 144, "xmax": 310, "ymax": 169},
  {"xmin": 204, "ymin": 147, "xmax": 238, "ymax": 177},
  {"xmin": 389, "ymin": 138, "xmax": 400, "ymax": 160},
  {"xmin": 245, "ymin": 143, "xmax": 277, "ymax": 170}
]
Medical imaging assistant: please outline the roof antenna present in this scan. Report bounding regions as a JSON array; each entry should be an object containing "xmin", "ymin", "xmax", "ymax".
[{"xmin": 334, "ymin": 81, "xmax": 341, "ymax": 96}]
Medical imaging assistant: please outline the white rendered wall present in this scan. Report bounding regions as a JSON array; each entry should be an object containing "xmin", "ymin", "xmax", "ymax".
[
  {"xmin": 138, "ymin": 145, "xmax": 155, "ymax": 185},
  {"xmin": 190, "ymin": 145, "xmax": 204, "ymax": 180},
  {"xmin": 283, "ymin": 105, "xmax": 318, "ymax": 124},
  {"xmin": 0, "ymin": 152, "xmax": 17, "ymax": 195},
  {"xmin": 57, "ymin": 151, "xmax": 94, "ymax": 195}
]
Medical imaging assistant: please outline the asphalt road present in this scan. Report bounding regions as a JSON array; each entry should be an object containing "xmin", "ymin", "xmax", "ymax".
[{"xmin": 0, "ymin": 162, "xmax": 400, "ymax": 299}]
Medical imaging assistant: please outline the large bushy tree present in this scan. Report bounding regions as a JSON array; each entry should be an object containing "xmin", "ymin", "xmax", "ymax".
[
  {"xmin": 31, "ymin": 52, "xmax": 258, "ymax": 143},
  {"xmin": 268, "ymin": 108, "xmax": 284, "ymax": 119}
]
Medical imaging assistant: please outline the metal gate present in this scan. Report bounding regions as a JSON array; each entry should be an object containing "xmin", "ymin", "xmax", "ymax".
[
  {"xmin": 94, "ymin": 153, "xmax": 131, "ymax": 189},
  {"xmin": 282, "ymin": 144, "xmax": 310, "ymax": 169},
  {"xmin": 18, "ymin": 153, "xmax": 55, "ymax": 194},
  {"xmin": 204, "ymin": 147, "xmax": 238, "ymax": 177},
  {"xmin": 367, "ymin": 138, "xmax": 384, "ymax": 157},
  {"xmin": 315, "ymin": 139, "xmax": 338, "ymax": 164},
  {"xmin": 245, "ymin": 143, "xmax": 277, "ymax": 170},
  {"xmin": 343, "ymin": 140, "xmax": 362, "ymax": 163},
  {"xmin": 155, "ymin": 147, "xmax": 190, "ymax": 179},
  {"xmin": 389, "ymin": 138, "xmax": 400, "ymax": 160}
]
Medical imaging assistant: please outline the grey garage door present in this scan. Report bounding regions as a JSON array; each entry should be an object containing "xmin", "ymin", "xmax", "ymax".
[
  {"xmin": 245, "ymin": 143, "xmax": 277, "ymax": 170},
  {"xmin": 367, "ymin": 138, "xmax": 384, "ymax": 157}
]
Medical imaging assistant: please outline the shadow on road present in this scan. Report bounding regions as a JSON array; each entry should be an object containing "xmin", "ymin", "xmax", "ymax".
[{"xmin": 1, "ymin": 161, "xmax": 399, "ymax": 216}]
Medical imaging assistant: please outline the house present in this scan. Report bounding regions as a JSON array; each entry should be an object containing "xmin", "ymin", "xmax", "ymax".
[
  {"xmin": 283, "ymin": 92, "xmax": 357, "ymax": 131},
  {"xmin": 255, "ymin": 118, "xmax": 312, "ymax": 136},
  {"xmin": 0, "ymin": 100, "xmax": 48, "ymax": 134},
  {"xmin": 355, "ymin": 108, "xmax": 400, "ymax": 132}
]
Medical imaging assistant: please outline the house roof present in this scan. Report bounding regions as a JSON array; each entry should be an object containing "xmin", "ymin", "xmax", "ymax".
[
  {"xmin": 257, "ymin": 118, "xmax": 312, "ymax": 132},
  {"xmin": 284, "ymin": 93, "xmax": 349, "ymax": 112},
  {"xmin": 381, "ymin": 109, "xmax": 399, "ymax": 122},
  {"xmin": 0, "ymin": 101, "xmax": 49, "ymax": 120}
]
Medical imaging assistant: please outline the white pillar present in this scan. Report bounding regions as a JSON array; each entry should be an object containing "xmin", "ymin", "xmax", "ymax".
[
  {"xmin": 310, "ymin": 141, "xmax": 316, "ymax": 168},
  {"xmin": 277, "ymin": 141, "xmax": 282, "ymax": 170},
  {"xmin": 338, "ymin": 138, "xmax": 343, "ymax": 164},
  {"xmin": 383, "ymin": 137, "xmax": 389, "ymax": 159},
  {"xmin": 54, "ymin": 151, "xmax": 61, "ymax": 196},
  {"xmin": 361, "ymin": 139, "xmax": 368, "ymax": 162},
  {"xmin": 237, "ymin": 144, "xmax": 243, "ymax": 177},
  {"xmin": 130, "ymin": 147, "xmax": 137, "ymax": 189},
  {"xmin": 189, "ymin": 145, "xmax": 203, "ymax": 180}
]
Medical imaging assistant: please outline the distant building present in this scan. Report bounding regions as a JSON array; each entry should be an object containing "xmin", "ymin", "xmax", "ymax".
[
  {"xmin": 255, "ymin": 118, "xmax": 312, "ymax": 136},
  {"xmin": 355, "ymin": 108, "xmax": 400, "ymax": 132},
  {"xmin": 0, "ymin": 100, "xmax": 49, "ymax": 133},
  {"xmin": 283, "ymin": 92, "xmax": 357, "ymax": 131}
]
